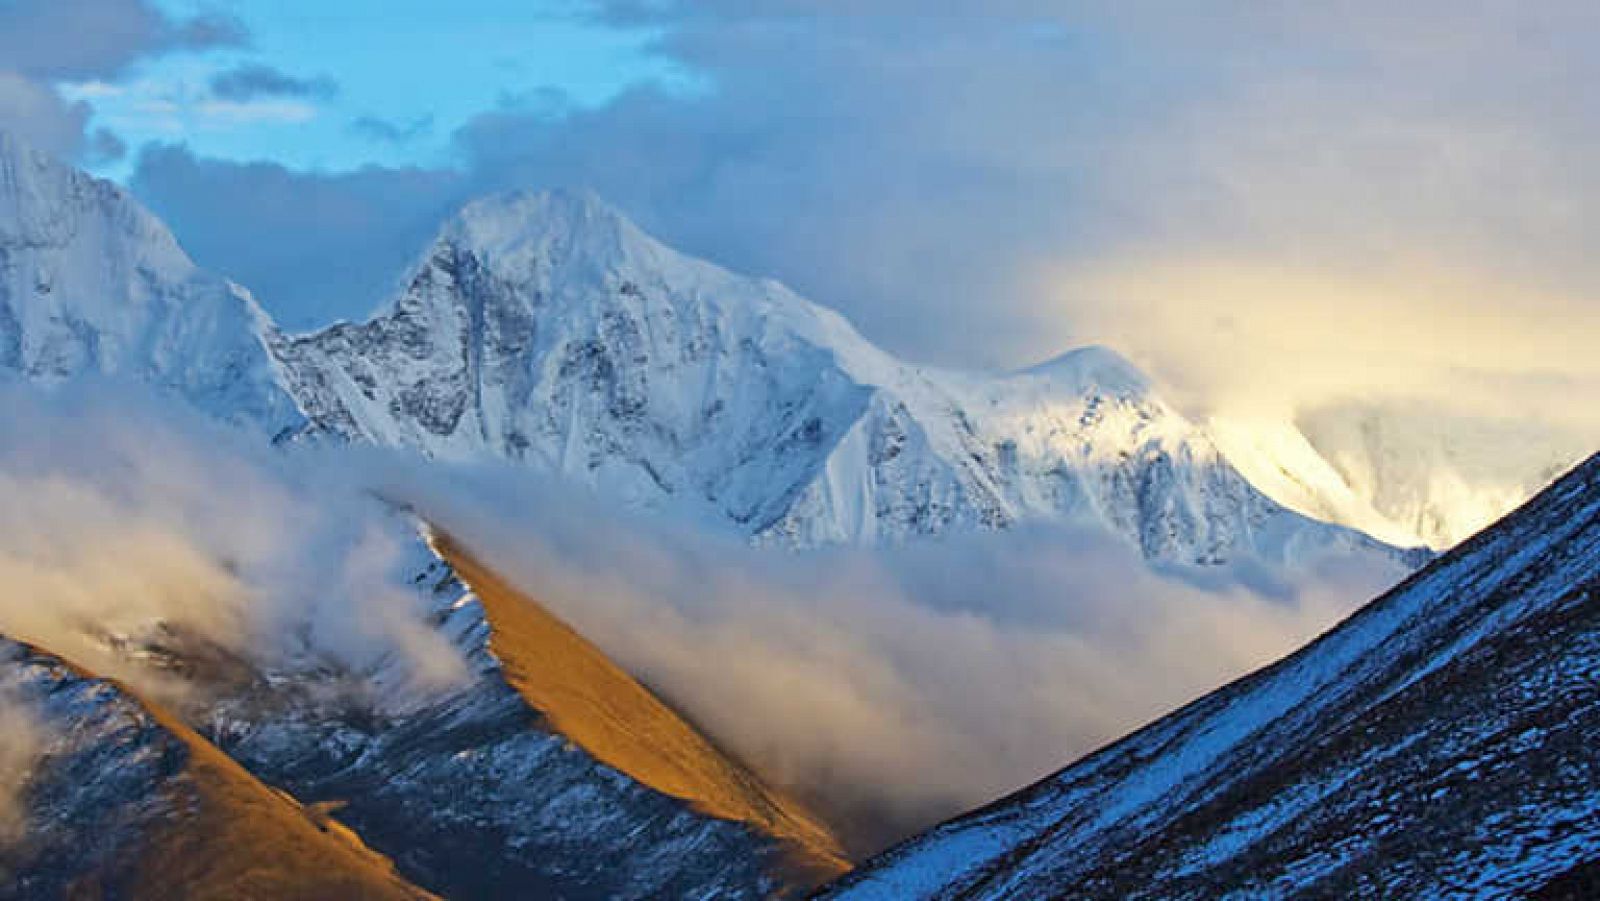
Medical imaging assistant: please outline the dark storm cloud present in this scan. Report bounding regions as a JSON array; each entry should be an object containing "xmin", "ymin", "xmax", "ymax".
[{"xmin": 209, "ymin": 63, "xmax": 338, "ymax": 102}]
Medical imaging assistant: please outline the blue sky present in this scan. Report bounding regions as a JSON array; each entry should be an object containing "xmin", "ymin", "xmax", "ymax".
[{"xmin": 68, "ymin": 0, "xmax": 693, "ymax": 176}]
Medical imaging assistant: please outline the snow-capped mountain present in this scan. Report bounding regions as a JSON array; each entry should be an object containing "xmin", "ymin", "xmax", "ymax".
[
  {"xmin": 822, "ymin": 451, "xmax": 1600, "ymax": 899},
  {"xmin": 0, "ymin": 132, "xmax": 300, "ymax": 435},
  {"xmin": 269, "ymin": 189, "xmax": 1410, "ymax": 564},
  {"xmin": 0, "ymin": 131, "xmax": 1426, "ymax": 565},
  {"xmin": 3, "ymin": 127, "xmax": 1568, "ymax": 564}
]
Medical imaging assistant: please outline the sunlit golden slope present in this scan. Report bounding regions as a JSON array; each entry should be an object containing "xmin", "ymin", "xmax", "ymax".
[
  {"xmin": 431, "ymin": 533, "xmax": 851, "ymax": 886},
  {"xmin": 134, "ymin": 708, "xmax": 434, "ymax": 900},
  {"xmin": 8, "ymin": 641, "xmax": 433, "ymax": 901}
]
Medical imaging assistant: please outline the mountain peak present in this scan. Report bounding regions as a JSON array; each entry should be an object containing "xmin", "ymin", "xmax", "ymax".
[
  {"xmin": 1018, "ymin": 344, "xmax": 1151, "ymax": 396},
  {"xmin": 453, "ymin": 186, "xmax": 620, "ymax": 230},
  {"xmin": 0, "ymin": 128, "xmax": 185, "ymax": 263},
  {"xmin": 0, "ymin": 129, "xmax": 302, "ymax": 433},
  {"xmin": 437, "ymin": 187, "xmax": 654, "ymax": 275}
]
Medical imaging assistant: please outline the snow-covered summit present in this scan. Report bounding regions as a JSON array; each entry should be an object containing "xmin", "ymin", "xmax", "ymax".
[
  {"xmin": 0, "ymin": 131, "xmax": 301, "ymax": 434},
  {"xmin": 434, "ymin": 186, "xmax": 902, "ymax": 377},
  {"xmin": 1016, "ymin": 344, "xmax": 1151, "ymax": 397},
  {"xmin": 0, "ymin": 136, "xmax": 1428, "ymax": 563},
  {"xmin": 270, "ymin": 189, "xmax": 1407, "ymax": 564}
]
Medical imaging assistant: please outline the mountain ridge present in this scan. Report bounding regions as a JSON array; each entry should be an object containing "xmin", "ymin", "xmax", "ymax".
[
  {"xmin": 268, "ymin": 184, "xmax": 1419, "ymax": 565},
  {"xmin": 821, "ymin": 451, "xmax": 1600, "ymax": 898},
  {"xmin": 0, "ymin": 129, "xmax": 1550, "ymax": 559},
  {"xmin": 0, "ymin": 636, "xmax": 434, "ymax": 900},
  {"xmin": 426, "ymin": 530, "xmax": 849, "ymax": 881}
]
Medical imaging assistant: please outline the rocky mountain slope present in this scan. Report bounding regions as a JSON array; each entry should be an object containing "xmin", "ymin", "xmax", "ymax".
[
  {"xmin": 48, "ymin": 516, "xmax": 848, "ymax": 899},
  {"xmin": 429, "ymin": 535, "xmax": 846, "ymax": 885},
  {"xmin": 268, "ymin": 188, "xmax": 1408, "ymax": 564},
  {"xmin": 823, "ymin": 451, "xmax": 1600, "ymax": 899},
  {"xmin": 0, "ymin": 638, "xmax": 432, "ymax": 900}
]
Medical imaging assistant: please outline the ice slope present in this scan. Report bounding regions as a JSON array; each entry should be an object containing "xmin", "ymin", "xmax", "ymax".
[
  {"xmin": 1207, "ymin": 416, "xmax": 1432, "ymax": 550},
  {"xmin": 823, "ymin": 451, "xmax": 1600, "ymax": 899},
  {"xmin": 270, "ymin": 189, "xmax": 1409, "ymax": 564},
  {"xmin": 0, "ymin": 132, "xmax": 300, "ymax": 435},
  {"xmin": 1212, "ymin": 406, "xmax": 1590, "ymax": 552}
]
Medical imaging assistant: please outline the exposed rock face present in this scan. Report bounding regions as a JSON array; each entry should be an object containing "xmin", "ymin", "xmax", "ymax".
[{"xmin": 824, "ymin": 453, "xmax": 1600, "ymax": 899}]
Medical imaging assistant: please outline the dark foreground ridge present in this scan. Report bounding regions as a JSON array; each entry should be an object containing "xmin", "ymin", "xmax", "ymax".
[
  {"xmin": 824, "ymin": 454, "xmax": 1600, "ymax": 899},
  {"xmin": 0, "ymin": 638, "xmax": 432, "ymax": 900}
]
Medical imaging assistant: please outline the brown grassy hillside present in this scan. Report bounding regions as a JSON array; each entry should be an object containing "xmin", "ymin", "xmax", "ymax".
[{"xmin": 431, "ymin": 533, "xmax": 850, "ymax": 887}]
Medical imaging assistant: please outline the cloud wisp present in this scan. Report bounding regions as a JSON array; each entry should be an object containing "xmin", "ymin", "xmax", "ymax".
[
  {"xmin": 209, "ymin": 64, "xmax": 338, "ymax": 103},
  {"xmin": 0, "ymin": 383, "xmax": 467, "ymax": 708},
  {"xmin": 0, "ymin": 683, "xmax": 40, "ymax": 848},
  {"xmin": 350, "ymin": 115, "xmax": 436, "ymax": 145}
]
